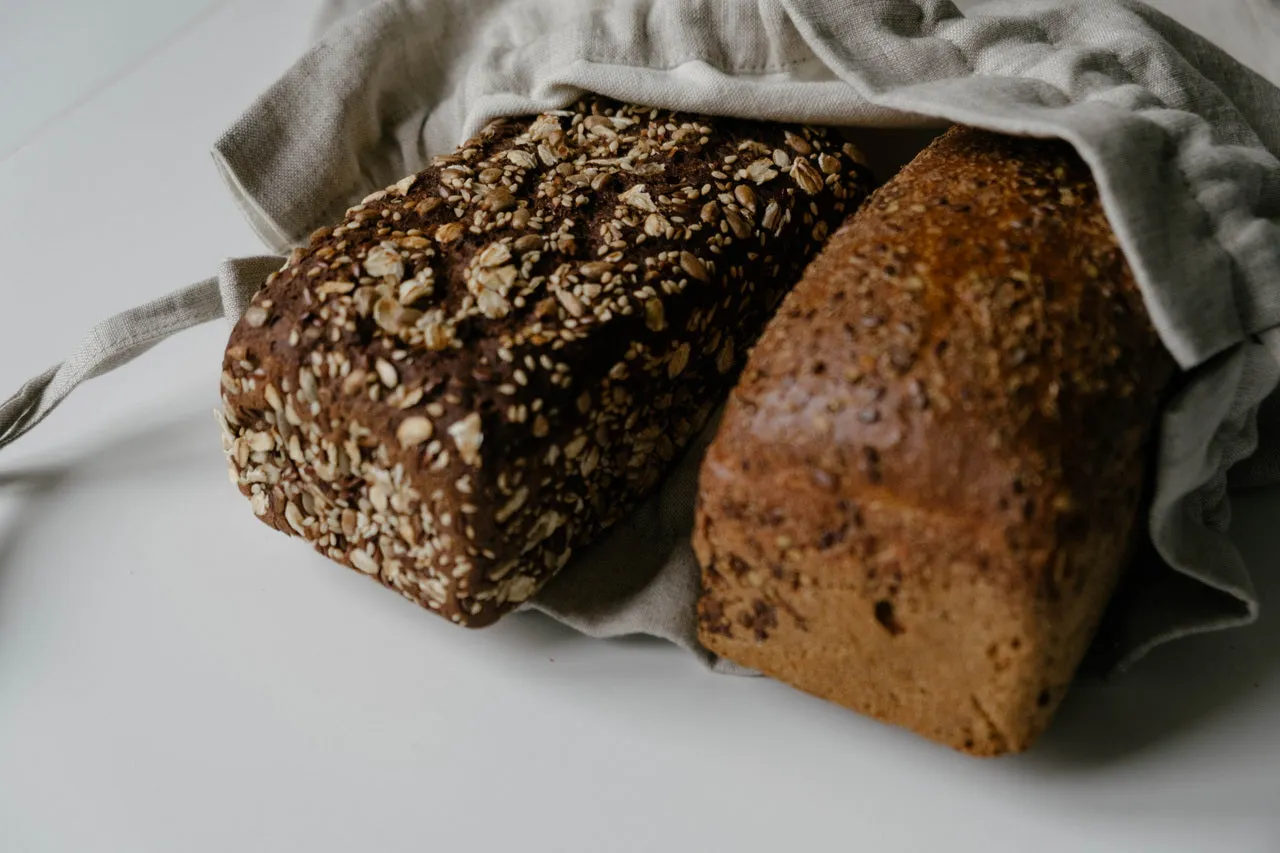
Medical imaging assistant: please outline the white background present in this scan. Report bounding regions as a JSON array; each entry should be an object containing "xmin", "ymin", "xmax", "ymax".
[{"xmin": 1, "ymin": 1, "xmax": 1278, "ymax": 850}]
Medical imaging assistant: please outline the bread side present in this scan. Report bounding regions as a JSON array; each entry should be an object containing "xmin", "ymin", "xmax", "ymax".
[
  {"xmin": 219, "ymin": 99, "xmax": 873, "ymax": 627},
  {"xmin": 695, "ymin": 126, "xmax": 1175, "ymax": 754}
]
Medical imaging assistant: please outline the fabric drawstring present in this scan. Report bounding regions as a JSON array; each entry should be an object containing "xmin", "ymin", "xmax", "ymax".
[{"xmin": 0, "ymin": 256, "xmax": 284, "ymax": 453}]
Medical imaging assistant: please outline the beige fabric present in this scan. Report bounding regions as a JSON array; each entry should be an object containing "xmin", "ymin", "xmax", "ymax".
[
  {"xmin": 0, "ymin": 257, "xmax": 283, "ymax": 452},
  {"xmin": 4, "ymin": 1, "xmax": 1280, "ymax": 673}
]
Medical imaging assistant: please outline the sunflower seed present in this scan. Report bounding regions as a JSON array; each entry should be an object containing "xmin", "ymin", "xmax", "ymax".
[
  {"xmin": 784, "ymin": 131, "xmax": 812, "ymax": 155},
  {"xmin": 494, "ymin": 487, "xmax": 529, "ymax": 524},
  {"xmin": 644, "ymin": 298, "xmax": 666, "ymax": 332},
  {"xmin": 717, "ymin": 337, "xmax": 736, "ymax": 373},
  {"xmin": 341, "ymin": 370, "xmax": 367, "ymax": 396},
  {"xmin": 263, "ymin": 384, "xmax": 284, "ymax": 412},
  {"xmin": 480, "ymin": 187, "xmax": 515, "ymax": 212},
  {"xmin": 556, "ymin": 288, "xmax": 584, "ymax": 317},
  {"xmin": 724, "ymin": 206, "xmax": 752, "ymax": 239},
  {"xmin": 668, "ymin": 342, "xmax": 691, "ymax": 378},
  {"xmin": 396, "ymin": 416, "xmax": 434, "ymax": 446},
  {"xmin": 843, "ymin": 142, "xmax": 869, "ymax": 167},
  {"xmin": 679, "ymin": 251, "xmax": 710, "ymax": 282},
  {"xmin": 762, "ymin": 201, "xmax": 782, "ymax": 231},
  {"xmin": 297, "ymin": 368, "xmax": 318, "ymax": 403},
  {"xmin": 316, "ymin": 280, "xmax": 354, "ymax": 298},
  {"xmin": 285, "ymin": 501, "xmax": 307, "ymax": 536},
  {"xmin": 375, "ymin": 358, "xmax": 399, "ymax": 388},
  {"xmin": 564, "ymin": 435, "xmax": 588, "ymax": 460},
  {"xmin": 389, "ymin": 385, "xmax": 423, "ymax": 410},
  {"xmin": 349, "ymin": 549, "xmax": 380, "ymax": 575}
]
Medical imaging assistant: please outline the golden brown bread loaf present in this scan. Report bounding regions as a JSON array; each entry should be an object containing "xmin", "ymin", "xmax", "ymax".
[
  {"xmin": 218, "ymin": 99, "xmax": 873, "ymax": 627},
  {"xmin": 694, "ymin": 126, "xmax": 1177, "ymax": 755}
]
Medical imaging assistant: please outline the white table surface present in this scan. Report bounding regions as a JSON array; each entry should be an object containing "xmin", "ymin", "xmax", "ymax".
[{"xmin": 1, "ymin": 2, "xmax": 1278, "ymax": 851}]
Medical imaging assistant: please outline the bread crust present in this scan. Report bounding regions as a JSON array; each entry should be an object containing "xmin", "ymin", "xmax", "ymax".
[
  {"xmin": 219, "ymin": 99, "xmax": 873, "ymax": 627},
  {"xmin": 695, "ymin": 126, "xmax": 1175, "ymax": 754}
]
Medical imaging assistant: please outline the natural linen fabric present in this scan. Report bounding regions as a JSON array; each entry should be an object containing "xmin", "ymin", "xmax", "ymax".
[{"xmin": 3, "ymin": 0, "xmax": 1280, "ymax": 672}]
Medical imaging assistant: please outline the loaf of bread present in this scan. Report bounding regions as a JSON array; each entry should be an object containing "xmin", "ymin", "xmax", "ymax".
[
  {"xmin": 694, "ymin": 126, "xmax": 1176, "ymax": 755},
  {"xmin": 218, "ymin": 99, "xmax": 873, "ymax": 627}
]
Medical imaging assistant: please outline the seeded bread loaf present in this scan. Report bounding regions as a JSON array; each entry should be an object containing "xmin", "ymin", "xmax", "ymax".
[
  {"xmin": 218, "ymin": 99, "xmax": 873, "ymax": 627},
  {"xmin": 694, "ymin": 127, "xmax": 1176, "ymax": 755}
]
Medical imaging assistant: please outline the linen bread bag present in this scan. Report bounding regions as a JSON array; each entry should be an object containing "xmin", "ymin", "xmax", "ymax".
[{"xmin": 2, "ymin": 0, "xmax": 1279, "ymax": 745}]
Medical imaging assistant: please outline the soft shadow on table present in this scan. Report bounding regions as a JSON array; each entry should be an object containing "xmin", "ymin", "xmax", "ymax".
[
  {"xmin": 495, "ymin": 484, "xmax": 1280, "ymax": 767},
  {"xmin": 0, "ymin": 465, "xmax": 69, "ymax": 589},
  {"xmin": 0, "ymin": 409, "xmax": 218, "ymax": 581},
  {"xmin": 1027, "ymin": 486, "xmax": 1280, "ymax": 768},
  {"xmin": 4, "ymin": 408, "xmax": 1278, "ymax": 769}
]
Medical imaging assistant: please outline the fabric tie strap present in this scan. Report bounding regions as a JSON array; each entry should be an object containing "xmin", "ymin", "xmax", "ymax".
[{"xmin": 0, "ymin": 256, "xmax": 283, "ymax": 453}]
